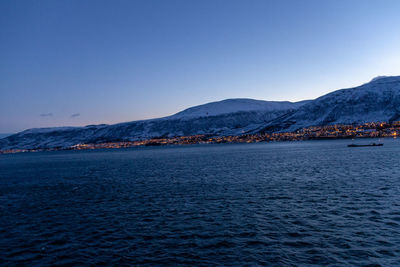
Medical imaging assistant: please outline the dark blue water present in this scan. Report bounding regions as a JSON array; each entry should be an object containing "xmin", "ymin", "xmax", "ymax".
[{"xmin": 1, "ymin": 139, "xmax": 400, "ymax": 266}]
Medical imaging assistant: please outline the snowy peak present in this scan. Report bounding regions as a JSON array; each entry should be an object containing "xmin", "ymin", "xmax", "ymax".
[
  {"xmin": 171, "ymin": 98, "xmax": 309, "ymax": 119},
  {"xmin": 370, "ymin": 76, "xmax": 389, "ymax": 83},
  {"xmin": 369, "ymin": 75, "xmax": 400, "ymax": 84},
  {"xmin": 315, "ymin": 75, "xmax": 400, "ymax": 101}
]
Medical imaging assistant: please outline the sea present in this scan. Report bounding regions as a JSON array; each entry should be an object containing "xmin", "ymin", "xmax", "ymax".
[{"xmin": 1, "ymin": 139, "xmax": 400, "ymax": 266}]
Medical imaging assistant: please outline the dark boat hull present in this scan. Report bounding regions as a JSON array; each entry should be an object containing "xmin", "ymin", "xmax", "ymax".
[{"xmin": 348, "ymin": 143, "xmax": 383, "ymax": 147}]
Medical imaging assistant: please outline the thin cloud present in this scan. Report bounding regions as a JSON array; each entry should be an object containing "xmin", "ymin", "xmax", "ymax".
[
  {"xmin": 40, "ymin": 113, "xmax": 53, "ymax": 117},
  {"xmin": 71, "ymin": 113, "xmax": 80, "ymax": 118}
]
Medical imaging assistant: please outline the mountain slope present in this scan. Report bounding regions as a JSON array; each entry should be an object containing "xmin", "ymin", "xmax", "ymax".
[{"xmin": 0, "ymin": 99, "xmax": 307, "ymax": 150}]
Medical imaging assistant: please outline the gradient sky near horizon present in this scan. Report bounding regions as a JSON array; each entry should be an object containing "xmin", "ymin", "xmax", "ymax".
[{"xmin": 1, "ymin": 0, "xmax": 400, "ymax": 133}]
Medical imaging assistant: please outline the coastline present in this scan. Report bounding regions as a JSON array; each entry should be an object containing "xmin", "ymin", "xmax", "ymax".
[{"xmin": 1, "ymin": 121, "xmax": 398, "ymax": 154}]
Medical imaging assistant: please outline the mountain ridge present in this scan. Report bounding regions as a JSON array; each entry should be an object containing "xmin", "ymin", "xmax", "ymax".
[{"xmin": 1, "ymin": 75, "xmax": 400, "ymax": 150}]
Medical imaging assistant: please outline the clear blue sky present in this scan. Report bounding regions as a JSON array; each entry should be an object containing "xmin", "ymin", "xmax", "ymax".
[{"xmin": 1, "ymin": 0, "xmax": 400, "ymax": 133}]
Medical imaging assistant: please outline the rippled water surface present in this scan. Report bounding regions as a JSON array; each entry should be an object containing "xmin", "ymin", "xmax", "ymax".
[{"xmin": 1, "ymin": 139, "xmax": 400, "ymax": 266}]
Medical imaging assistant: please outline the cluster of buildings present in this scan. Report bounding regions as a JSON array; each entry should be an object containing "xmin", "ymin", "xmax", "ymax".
[{"xmin": 296, "ymin": 121, "xmax": 400, "ymax": 139}]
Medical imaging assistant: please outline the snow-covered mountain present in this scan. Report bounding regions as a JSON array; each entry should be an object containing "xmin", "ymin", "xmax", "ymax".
[
  {"xmin": 171, "ymin": 98, "xmax": 308, "ymax": 119},
  {"xmin": 0, "ymin": 99, "xmax": 307, "ymax": 150},
  {"xmin": 1, "ymin": 75, "xmax": 400, "ymax": 150},
  {"xmin": 262, "ymin": 75, "xmax": 400, "ymax": 132}
]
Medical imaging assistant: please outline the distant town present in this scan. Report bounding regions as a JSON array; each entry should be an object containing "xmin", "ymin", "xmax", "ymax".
[{"xmin": 1, "ymin": 121, "xmax": 399, "ymax": 154}]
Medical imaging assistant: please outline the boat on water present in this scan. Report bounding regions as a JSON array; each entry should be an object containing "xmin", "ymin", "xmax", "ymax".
[{"xmin": 347, "ymin": 143, "xmax": 383, "ymax": 147}]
